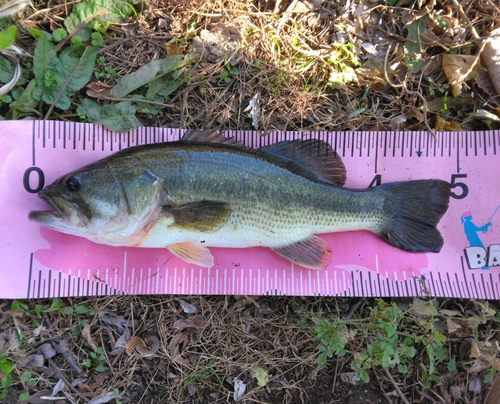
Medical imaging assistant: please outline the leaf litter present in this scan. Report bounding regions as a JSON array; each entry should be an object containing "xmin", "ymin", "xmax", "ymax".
[{"xmin": 1, "ymin": 0, "xmax": 500, "ymax": 403}]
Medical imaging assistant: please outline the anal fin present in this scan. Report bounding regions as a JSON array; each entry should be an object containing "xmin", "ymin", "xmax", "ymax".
[
  {"xmin": 272, "ymin": 235, "xmax": 332, "ymax": 270},
  {"xmin": 167, "ymin": 242, "xmax": 214, "ymax": 268}
]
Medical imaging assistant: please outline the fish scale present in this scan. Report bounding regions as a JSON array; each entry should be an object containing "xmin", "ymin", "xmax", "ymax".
[{"xmin": 146, "ymin": 147, "xmax": 384, "ymax": 240}]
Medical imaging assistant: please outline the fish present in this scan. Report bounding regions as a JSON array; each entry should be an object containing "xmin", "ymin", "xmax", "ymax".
[{"xmin": 28, "ymin": 129, "xmax": 451, "ymax": 270}]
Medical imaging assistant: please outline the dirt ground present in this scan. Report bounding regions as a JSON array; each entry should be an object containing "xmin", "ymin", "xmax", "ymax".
[{"xmin": 1, "ymin": 0, "xmax": 500, "ymax": 403}]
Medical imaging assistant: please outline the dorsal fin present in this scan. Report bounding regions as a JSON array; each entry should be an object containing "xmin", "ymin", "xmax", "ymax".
[
  {"xmin": 181, "ymin": 129, "xmax": 247, "ymax": 149},
  {"xmin": 260, "ymin": 140, "xmax": 346, "ymax": 186}
]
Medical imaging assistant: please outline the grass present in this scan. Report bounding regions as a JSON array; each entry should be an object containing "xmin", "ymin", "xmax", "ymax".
[
  {"xmin": 2, "ymin": 296, "xmax": 500, "ymax": 403},
  {"xmin": 1, "ymin": 0, "xmax": 500, "ymax": 402}
]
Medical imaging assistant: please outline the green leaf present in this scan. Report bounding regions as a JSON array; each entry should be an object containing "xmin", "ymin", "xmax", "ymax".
[
  {"xmin": 77, "ymin": 99, "xmax": 142, "ymax": 132},
  {"xmin": 33, "ymin": 32, "xmax": 60, "ymax": 90},
  {"xmin": 145, "ymin": 78, "xmax": 179, "ymax": 100},
  {"xmin": 52, "ymin": 28, "xmax": 68, "ymax": 42},
  {"xmin": 411, "ymin": 298, "xmax": 438, "ymax": 317},
  {"xmin": 110, "ymin": 55, "xmax": 184, "ymax": 98},
  {"xmin": 0, "ymin": 359, "xmax": 13, "ymax": 374},
  {"xmin": 74, "ymin": 305, "xmax": 89, "ymax": 314},
  {"xmin": 405, "ymin": 20, "xmax": 425, "ymax": 54},
  {"xmin": 29, "ymin": 29, "xmax": 41, "ymax": 39},
  {"xmin": 19, "ymin": 392, "xmax": 29, "ymax": 400},
  {"xmin": 62, "ymin": 307, "xmax": 74, "ymax": 315},
  {"xmin": 404, "ymin": 19, "xmax": 426, "ymax": 73},
  {"xmin": 33, "ymin": 34, "xmax": 98, "ymax": 110},
  {"xmin": 64, "ymin": 0, "xmax": 134, "ymax": 41},
  {"xmin": 91, "ymin": 32, "xmax": 103, "ymax": 47},
  {"xmin": 46, "ymin": 298, "xmax": 63, "ymax": 312},
  {"xmin": 0, "ymin": 26, "xmax": 17, "ymax": 50},
  {"xmin": 130, "ymin": 96, "xmax": 160, "ymax": 115},
  {"xmin": 249, "ymin": 365, "xmax": 269, "ymax": 387},
  {"xmin": 9, "ymin": 79, "xmax": 40, "ymax": 119},
  {"xmin": 20, "ymin": 371, "xmax": 31, "ymax": 381},
  {"xmin": 11, "ymin": 300, "xmax": 28, "ymax": 311},
  {"xmin": 95, "ymin": 363, "xmax": 106, "ymax": 372}
]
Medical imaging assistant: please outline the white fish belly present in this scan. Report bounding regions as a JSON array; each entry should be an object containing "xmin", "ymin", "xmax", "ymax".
[{"xmin": 136, "ymin": 215, "xmax": 374, "ymax": 249}]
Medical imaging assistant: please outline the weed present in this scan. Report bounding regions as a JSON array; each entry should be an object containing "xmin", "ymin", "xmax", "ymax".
[
  {"xmin": 94, "ymin": 55, "xmax": 118, "ymax": 80},
  {"xmin": 0, "ymin": 354, "xmax": 14, "ymax": 399},
  {"xmin": 178, "ymin": 360, "xmax": 223, "ymax": 403},
  {"xmin": 82, "ymin": 346, "xmax": 107, "ymax": 373},
  {"xmin": 310, "ymin": 299, "xmax": 453, "ymax": 383},
  {"xmin": 219, "ymin": 65, "xmax": 239, "ymax": 84}
]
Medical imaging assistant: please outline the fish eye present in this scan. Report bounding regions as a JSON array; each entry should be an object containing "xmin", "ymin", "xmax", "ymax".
[{"xmin": 65, "ymin": 176, "xmax": 82, "ymax": 191}]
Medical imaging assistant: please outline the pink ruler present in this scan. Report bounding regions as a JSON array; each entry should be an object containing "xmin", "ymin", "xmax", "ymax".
[{"xmin": 0, "ymin": 121, "xmax": 499, "ymax": 299}]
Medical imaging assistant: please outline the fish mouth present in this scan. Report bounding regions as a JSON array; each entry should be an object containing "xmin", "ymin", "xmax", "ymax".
[{"xmin": 29, "ymin": 192, "xmax": 88, "ymax": 228}]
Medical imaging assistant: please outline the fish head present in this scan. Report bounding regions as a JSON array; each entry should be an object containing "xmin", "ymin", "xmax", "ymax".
[{"xmin": 29, "ymin": 162, "xmax": 163, "ymax": 244}]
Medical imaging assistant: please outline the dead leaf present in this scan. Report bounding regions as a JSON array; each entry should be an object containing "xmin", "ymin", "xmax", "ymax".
[
  {"xmin": 168, "ymin": 333, "xmax": 191, "ymax": 366},
  {"xmin": 481, "ymin": 28, "xmax": 500, "ymax": 95},
  {"xmin": 406, "ymin": 108, "xmax": 425, "ymax": 122},
  {"xmin": 39, "ymin": 343, "xmax": 56, "ymax": 359},
  {"xmin": 468, "ymin": 376, "xmax": 482, "ymax": 394},
  {"xmin": 475, "ymin": 69, "xmax": 498, "ymax": 103},
  {"xmin": 470, "ymin": 340, "xmax": 499, "ymax": 361},
  {"xmin": 485, "ymin": 375, "xmax": 500, "ymax": 404},
  {"xmin": 86, "ymin": 81, "xmax": 112, "ymax": 99},
  {"xmin": 125, "ymin": 335, "xmax": 145, "ymax": 356},
  {"xmin": 450, "ymin": 385, "xmax": 462, "ymax": 399},
  {"xmin": 291, "ymin": 0, "xmax": 320, "ymax": 12},
  {"xmin": 88, "ymin": 390, "xmax": 122, "ymax": 404},
  {"xmin": 135, "ymin": 335, "xmax": 160, "ymax": 358},
  {"xmin": 410, "ymin": 298, "xmax": 438, "ymax": 318},
  {"xmin": 187, "ymin": 384, "xmax": 197, "ymax": 396},
  {"xmin": 110, "ymin": 328, "xmax": 130, "ymax": 356},
  {"xmin": 19, "ymin": 354, "xmax": 45, "ymax": 368},
  {"xmin": 446, "ymin": 317, "xmax": 461, "ymax": 334},
  {"xmin": 82, "ymin": 323, "xmax": 99, "ymax": 351},
  {"xmin": 442, "ymin": 54, "xmax": 482, "ymax": 97},
  {"xmin": 32, "ymin": 325, "xmax": 47, "ymax": 338},
  {"xmin": 51, "ymin": 378, "xmax": 66, "ymax": 396},
  {"xmin": 165, "ymin": 38, "xmax": 187, "ymax": 56},
  {"xmin": 101, "ymin": 314, "xmax": 138, "ymax": 332},
  {"xmin": 179, "ymin": 299, "xmax": 198, "ymax": 314},
  {"xmin": 435, "ymin": 115, "xmax": 463, "ymax": 131},
  {"xmin": 233, "ymin": 378, "xmax": 246, "ymax": 402},
  {"xmin": 51, "ymin": 340, "xmax": 69, "ymax": 356},
  {"xmin": 340, "ymin": 372, "xmax": 357, "ymax": 385},
  {"xmin": 173, "ymin": 315, "xmax": 208, "ymax": 331}
]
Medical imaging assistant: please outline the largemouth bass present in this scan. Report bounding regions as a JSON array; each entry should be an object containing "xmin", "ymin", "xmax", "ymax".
[{"xmin": 29, "ymin": 130, "xmax": 451, "ymax": 270}]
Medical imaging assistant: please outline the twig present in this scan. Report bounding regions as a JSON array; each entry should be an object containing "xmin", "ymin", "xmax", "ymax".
[
  {"xmin": 383, "ymin": 366, "xmax": 410, "ymax": 404},
  {"xmin": 277, "ymin": 0, "xmax": 300, "ymax": 32},
  {"xmin": 44, "ymin": 55, "xmax": 88, "ymax": 120},
  {"xmin": 383, "ymin": 44, "xmax": 435, "ymax": 138},
  {"xmin": 343, "ymin": 298, "xmax": 365, "ymax": 320},
  {"xmin": 97, "ymin": 35, "xmax": 171, "ymax": 54},
  {"xmin": 47, "ymin": 358, "xmax": 88, "ymax": 401},
  {"xmin": 89, "ymin": 94, "xmax": 174, "ymax": 108},
  {"xmin": 42, "ymin": 314, "xmax": 86, "ymax": 377}
]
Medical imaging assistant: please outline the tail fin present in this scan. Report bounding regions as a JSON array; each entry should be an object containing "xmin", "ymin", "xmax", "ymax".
[{"xmin": 375, "ymin": 180, "xmax": 451, "ymax": 252}]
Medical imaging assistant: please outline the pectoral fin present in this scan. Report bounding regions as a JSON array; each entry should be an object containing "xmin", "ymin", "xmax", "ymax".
[
  {"xmin": 167, "ymin": 242, "xmax": 214, "ymax": 268},
  {"xmin": 272, "ymin": 235, "xmax": 332, "ymax": 270},
  {"xmin": 161, "ymin": 201, "xmax": 230, "ymax": 232}
]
